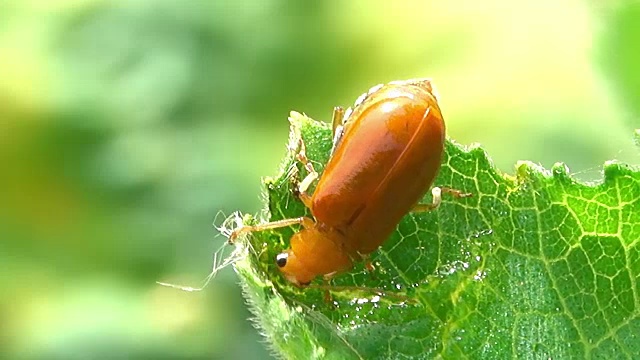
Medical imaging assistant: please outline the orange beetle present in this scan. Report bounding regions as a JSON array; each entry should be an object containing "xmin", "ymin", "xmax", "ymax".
[{"xmin": 230, "ymin": 78, "xmax": 469, "ymax": 286}]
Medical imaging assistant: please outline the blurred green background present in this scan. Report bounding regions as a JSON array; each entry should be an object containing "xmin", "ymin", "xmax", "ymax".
[{"xmin": 1, "ymin": 1, "xmax": 639, "ymax": 359}]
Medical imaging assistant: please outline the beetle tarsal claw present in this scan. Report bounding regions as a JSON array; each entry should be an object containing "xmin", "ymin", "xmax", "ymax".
[{"xmin": 440, "ymin": 186, "xmax": 473, "ymax": 198}]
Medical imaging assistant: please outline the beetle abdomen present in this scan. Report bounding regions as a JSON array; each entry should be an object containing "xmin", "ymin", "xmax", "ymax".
[{"xmin": 349, "ymin": 100, "xmax": 444, "ymax": 254}]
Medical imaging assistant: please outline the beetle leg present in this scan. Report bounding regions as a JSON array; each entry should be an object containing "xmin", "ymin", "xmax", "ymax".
[
  {"xmin": 290, "ymin": 169, "xmax": 314, "ymax": 209},
  {"xmin": 292, "ymin": 138, "xmax": 318, "ymax": 208},
  {"xmin": 323, "ymin": 271, "xmax": 338, "ymax": 281},
  {"xmin": 356, "ymin": 252, "xmax": 376, "ymax": 275},
  {"xmin": 331, "ymin": 106, "xmax": 345, "ymax": 135},
  {"xmin": 228, "ymin": 216, "xmax": 315, "ymax": 243},
  {"xmin": 364, "ymin": 260, "xmax": 376, "ymax": 274},
  {"xmin": 439, "ymin": 186, "xmax": 473, "ymax": 199},
  {"xmin": 322, "ymin": 272, "xmax": 339, "ymax": 304},
  {"xmin": 411, "ymin": 186, "xmax": 473, "ymax": 213},
  {"xmin": 308, "ymin": 283, "xmax": 413, "ymax": 304},
  {"xmin": 411, "ymin": 187, "xmax": 443, "ymax": 212}
]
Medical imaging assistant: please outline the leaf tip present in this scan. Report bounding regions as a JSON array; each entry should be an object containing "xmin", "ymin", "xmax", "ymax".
[
  {"xmin": 287, "ymin": 111, "xmax": 305, "ymax": 149},
  {"xmin": 288, "ymin": 110, "xmax": 308, "ymax": 125}
]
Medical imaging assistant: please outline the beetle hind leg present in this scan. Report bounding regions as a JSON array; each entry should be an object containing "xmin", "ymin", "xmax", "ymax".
[
  {"xmin": 355, "ymin": 252, "xmax": 377, "ymax": 278},
  {"xmin": 440, "ymin": 186, "xmax": 473, "ymax": 199},
  {"xmin": 411, "ymin": 186, "xmax": 473, "ymax": 213}
]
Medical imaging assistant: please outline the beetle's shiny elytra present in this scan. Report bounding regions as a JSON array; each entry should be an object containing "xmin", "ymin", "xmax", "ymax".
[{"xmin": 230, "ymin": 78, "xmax": 470, "ymax": 286}]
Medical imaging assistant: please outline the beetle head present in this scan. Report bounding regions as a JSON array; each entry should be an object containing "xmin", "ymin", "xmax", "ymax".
[
  {"xmin": 275, "ymin": 228, "xmax": 352, "ymax": 286},
  {"xmin": 275, "ymin": 248, "xmax": 314, "ymax": 286}
]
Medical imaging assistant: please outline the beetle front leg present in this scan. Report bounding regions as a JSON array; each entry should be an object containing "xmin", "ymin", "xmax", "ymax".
[
  {"xmin": 228, "ymin": 216, "xmax": 315, "ymax": 244},
  {"xmin": 411, "ymin": 186, "xmax": 473, "ymax": 213},
  {"xmin": 291, "ymin": 106, "xmax": 344, "ymax": 203},
  {"xmin": 290, "ymin": 138, "xmax": 319, "ymax": 208}
]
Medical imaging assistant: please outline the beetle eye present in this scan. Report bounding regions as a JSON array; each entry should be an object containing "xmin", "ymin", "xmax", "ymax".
[{"xmin": 275, "ymin": 253, "xmax": 288, "ymax": 268}]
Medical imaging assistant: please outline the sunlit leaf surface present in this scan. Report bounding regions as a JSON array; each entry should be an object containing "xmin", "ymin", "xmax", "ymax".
[{"xmin": 232, "ymin": 114, "xmax": 640, "ymax": 360}]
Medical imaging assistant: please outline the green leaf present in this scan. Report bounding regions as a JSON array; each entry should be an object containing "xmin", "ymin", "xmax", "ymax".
[{"xmin": 231, "ymin": 112, "xmax": 640, "ymax": 359}]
